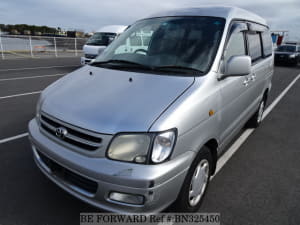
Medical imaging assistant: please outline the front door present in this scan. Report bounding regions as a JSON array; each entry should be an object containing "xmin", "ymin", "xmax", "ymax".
[{"xmin": 218, "ymin": 23, "xmax": 252, "ymax": 144}]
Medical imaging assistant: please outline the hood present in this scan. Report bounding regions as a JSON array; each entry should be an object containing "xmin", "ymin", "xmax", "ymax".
[
  {"xmin": 83, "ymin": 45, "xmax": 106, "ymax": 55},
  {"xmin": 41, "ymin": 66, "xmax": 194, "ymax": 134}
]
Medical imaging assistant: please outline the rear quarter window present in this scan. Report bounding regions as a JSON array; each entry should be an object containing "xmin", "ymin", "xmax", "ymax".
[{"xmin": 261, "ymin": 31, "xmax": 273, "ymax": 57}]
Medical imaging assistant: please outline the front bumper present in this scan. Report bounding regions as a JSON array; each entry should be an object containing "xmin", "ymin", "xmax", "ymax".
[
  {"xmin": 275, "ymin": 55, "xmax": 298, "ymax": 64},
  {"xmin": 28, "ymin": 119, "xmax": 193, "ymax": 213}
]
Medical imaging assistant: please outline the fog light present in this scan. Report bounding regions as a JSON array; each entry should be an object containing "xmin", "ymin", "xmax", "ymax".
[{"xmin": 109, "ymin": 192, "xmax": 144, "ymax": 205}]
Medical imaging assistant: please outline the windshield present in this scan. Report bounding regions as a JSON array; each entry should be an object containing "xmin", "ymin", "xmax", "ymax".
[
  {"xmin": 276, "ymin": 45, "xmax": 296, "ymax": 52},
  {"xmin": 92, "ymin": 17, "xmax": 225, "ymax": 75},
  {"xmin": 86, "ymin": 32, "xmax": 117, "ymax": 46}
]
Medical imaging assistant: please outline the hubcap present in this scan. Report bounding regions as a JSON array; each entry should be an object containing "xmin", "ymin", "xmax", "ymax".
[
  {"xmin": 188, "ymin": 159, "xmax": 209, "ymax": 207},
  {"xmin": 257, "ymin": 101, "xmax": 265, "ymax": 123}
]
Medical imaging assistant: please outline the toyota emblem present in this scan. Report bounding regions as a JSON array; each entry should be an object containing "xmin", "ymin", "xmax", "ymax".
[{"xmin": 55, "ymin": 127, "xmax": 68, "ymax": 139}]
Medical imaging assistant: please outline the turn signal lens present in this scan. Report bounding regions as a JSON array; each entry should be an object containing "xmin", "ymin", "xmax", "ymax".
[{"xmin": 151, "ymin": 130, "xmax": 176, "ymax": 163}]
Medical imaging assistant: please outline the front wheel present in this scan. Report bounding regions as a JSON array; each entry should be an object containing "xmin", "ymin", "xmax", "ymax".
[{"xmin": 174, "ymin": 146, "xmax": 212, "ymax": 212}]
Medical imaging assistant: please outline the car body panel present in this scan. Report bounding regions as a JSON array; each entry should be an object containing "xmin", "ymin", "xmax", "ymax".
[
  {"xmin": 29, "ymin": 118, "xmax": 193, "ymax": 213},
  {"xmin": 41, "ymin": 65, "xmax": 194, "ymax": 134}
]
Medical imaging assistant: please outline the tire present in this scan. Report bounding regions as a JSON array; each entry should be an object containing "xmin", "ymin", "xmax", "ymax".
[
  {"xmin": 174, "ymin": 146, "xmax": 212, "ymax": 212},
  {"xmin": 247, "ymin": 98, "xmax": 266, "ymax": 128}
]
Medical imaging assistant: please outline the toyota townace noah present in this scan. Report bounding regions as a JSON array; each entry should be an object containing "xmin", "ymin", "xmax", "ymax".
[{"xmin": 28, "ymin": 6, "xmax": 274, "ymax": 213}]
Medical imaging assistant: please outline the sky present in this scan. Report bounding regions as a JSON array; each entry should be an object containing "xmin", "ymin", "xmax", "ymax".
[{"xmin": 0, "ymin": 0, "xmax": 299, "ymax": 40}]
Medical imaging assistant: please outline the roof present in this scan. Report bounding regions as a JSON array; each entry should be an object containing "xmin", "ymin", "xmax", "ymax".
[
  {"xmin": 97, "ymin": 25, "xmax": 127, "ymax": 34},
  {"xmin": 146, "ymin": 6, "xmax": 267, "ymax": 26}
]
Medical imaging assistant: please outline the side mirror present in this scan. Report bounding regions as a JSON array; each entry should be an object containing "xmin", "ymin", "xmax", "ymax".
[{"xmin": 222, "ymin": 55, "xmax": 251, "ymax": 79}]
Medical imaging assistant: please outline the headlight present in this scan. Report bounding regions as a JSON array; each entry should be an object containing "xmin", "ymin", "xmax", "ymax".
[
  {"xmin": 107, "ymin": 134, "xmax": 151, "ymax": 163},
  {"xmin": 289, "ymin": 54, "xmax": 296, "ymax": 58},
  {"xmin": 151, "ymin": 130, "xmax": 176, "ymax": 163},
  {"xmin": 107, "ymin": 129, "xmax": 177, "ymax": 164}
]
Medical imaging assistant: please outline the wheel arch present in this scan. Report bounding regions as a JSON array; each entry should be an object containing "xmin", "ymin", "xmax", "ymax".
[
  {"xmin": 263, "ymin": 88, "xmax": 269, "ymax": 102},
  {"xmin": 203, "ymin": 139, "xmax": 218, "ymax": 175}
]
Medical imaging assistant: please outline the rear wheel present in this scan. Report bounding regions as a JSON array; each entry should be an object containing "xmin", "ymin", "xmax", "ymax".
[
  {"xmin": 174, "ymin": 146, "xmax": 212, "ymax": 212},
  {"xmin": 247, "ymin": 98, "xmax": 266, "ymax": 128}
]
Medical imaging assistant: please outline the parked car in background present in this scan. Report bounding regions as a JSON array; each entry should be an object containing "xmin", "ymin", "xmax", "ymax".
[
  {"xmin": 284, "ymin": 41, "xmax": 300, "ymax": 46},
  {"xmin": 81, "ymin": 25, "xmax": 127, "ymax": 65},
  {"xmin": 29, "ymin": 6, "xmax": 273, "ymax": 213},
  {"xmin": 275, "ymin": 44, "xmax": 300, "ymax": 66}
]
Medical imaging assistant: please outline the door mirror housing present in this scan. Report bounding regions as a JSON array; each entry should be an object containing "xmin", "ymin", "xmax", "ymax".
[{"xmin": 221, "ymin": 55, "xmax": 251, "ymax": 79}]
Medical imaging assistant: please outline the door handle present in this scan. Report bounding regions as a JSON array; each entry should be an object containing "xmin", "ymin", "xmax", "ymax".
[{"xmin": 243, "ymin": 79, "xmax": 249, "ymax": 86}]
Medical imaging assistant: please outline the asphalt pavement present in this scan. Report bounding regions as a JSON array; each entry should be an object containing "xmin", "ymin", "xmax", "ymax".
[{"xmin": 0, "ymin": 57, "xmax": 299, "ymax": 225}]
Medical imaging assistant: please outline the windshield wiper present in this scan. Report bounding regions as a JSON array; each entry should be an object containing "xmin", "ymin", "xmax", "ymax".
[
  {"xmin": 91, "ymin": 61, "xmax": 204, "ymax": 75},
  {"xmin": 153, "ymin": 65, "xmax": 204, "ymax": 74},
  {"xmin": 91, "ymin": 59, "xmax": 153, "ymax": 70}
]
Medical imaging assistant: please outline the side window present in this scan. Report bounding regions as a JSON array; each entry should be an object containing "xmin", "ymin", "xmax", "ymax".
[
  {"xmin": 247, "ymin": 33, "xmax": 263, "ymax": 62},
  {"xmin": 261, "ymin": 31, "xmax": 272, "ymax": 57},
  {"xmin": 224, "ymin": 32, "xmax": 246, "ymax": 63}
]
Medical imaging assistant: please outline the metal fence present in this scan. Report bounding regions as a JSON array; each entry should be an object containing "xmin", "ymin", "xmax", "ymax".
[{"xmin": 0, "ymin": 34, "xmax": 88, "ymax": 59}]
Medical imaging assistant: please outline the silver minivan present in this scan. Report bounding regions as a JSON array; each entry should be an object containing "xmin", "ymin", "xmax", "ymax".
[{"xmin": 28, "ymin": 6, "xmax": 273, "ymax": 213}]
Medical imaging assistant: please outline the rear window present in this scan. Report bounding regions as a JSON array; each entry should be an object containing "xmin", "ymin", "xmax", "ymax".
[
  {"xmin": 247, "ymin": 33, "xmax": 262, "ymax": 62},
  {"xmin": 261, "ymin": 31, "xmax": 272, "ymax": 57}
]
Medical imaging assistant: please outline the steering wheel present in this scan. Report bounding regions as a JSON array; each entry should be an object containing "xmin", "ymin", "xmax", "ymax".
[{"xmin": 134, "ymin": 49, "xmax": 148, "ymax": 54}]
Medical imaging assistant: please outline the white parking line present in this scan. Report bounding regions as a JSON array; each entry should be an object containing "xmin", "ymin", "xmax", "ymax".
[
  {"xmin": 0, "ymin": 65, "xmax": 79, "ymax": 72},
  {"xmin": 0, "ymin": 73, "xmax": 65, "ymax": 82},
  {"xmin": 214, "ymin": 129, "xmax": 254, "ymax": 176},
  {"xmin": 213, "ymin": 73, "xmax": 300, "ymax": 176},
  {"xmin": 263, "ymin": 74, "xmax": 300, "ymax": 119},
  {"xmin": 0, "ymin": 133, "xmax": 28, "ymax": 144},
  {"xmin": 0, "ymin": 91, "xmax": 41, "ymax": 100}
]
